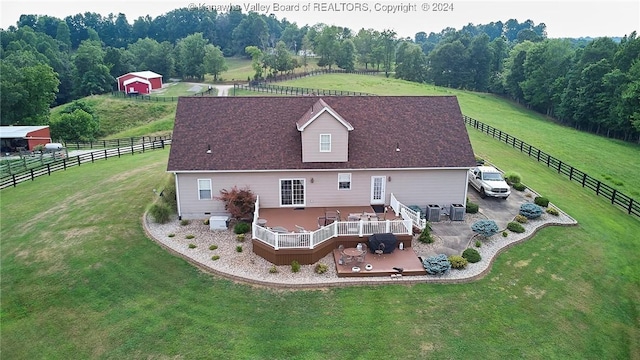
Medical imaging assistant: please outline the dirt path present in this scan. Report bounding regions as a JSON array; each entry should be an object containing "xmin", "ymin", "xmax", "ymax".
[{"xmin": 212, "ymin": 85, "xmax": 234, "ymax": 96}]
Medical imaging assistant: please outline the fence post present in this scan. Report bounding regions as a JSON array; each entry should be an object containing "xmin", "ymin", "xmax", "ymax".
[
  {"xmin": 595, "ymin": 181, "xmax": 601, "ymax": 195},
  {"xmin": 569, "ymin": 167, "xmax": 574, "ymax": 181},
  {"xmin": 611, "ymin": 189, "xmax": 617, "ymax": 204},
  {"xmin": 581, "ymin": 173, "xmax": 587, "ymax": 187},
  {"xmin": 47, "ymin": 164, "xmax": 51, "ymax": 176},
  {"xmin": 104, "ymin": 149, "xmax": 108, "ymax": 159},
  {"xmin": 30, "ymin": 169, "xmax": 34, "ymax": 181},
  {"xmin": 629, "ymin": 198, "xmax": 635, "ymax": 214},
  {"xmin": 12, "ymin": 174, "xmax": 17, "ymax": 187},
  {"xmin": 91, "ymin": 152, "xmax": 94, "ymax": 163},
  {"xmin": 63, "ymin": 157, "xmax": 67, "ymax": 170}
]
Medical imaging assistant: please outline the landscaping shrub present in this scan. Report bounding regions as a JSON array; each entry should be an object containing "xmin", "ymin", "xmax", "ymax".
[
  {"xmin": 515, "ymin": 214, "xmax": 528, "ymax": 223},
  {"xmin": 507, "ymin": 221, "xmax": 525, "ymax": 233},
  {"xmin": 203, "ymin": 219, "xmax": 210, "ymax": 225},
  {"xmin": 168, "ymin": 233, "xmax": 175, "ymax": 238},
  {"xmin": 234, "ymin": 222, "xmax": 250, "ymax": 234},
  {"xmin": 475, "ymin": 240, "xmax": 481, "ymax": 248},
  {"xmin": 471, "ymin": 220, "xmax": 499, "ymax": 238},
  {"xmin": 216, "ymin": 186, "xmax": 256, "ymax": 220},
  {"xmin": 314, "ymin": 263, "xmax": 329, "ymax": 274},
  {"xmin": 520, "ymin": 203, "xmax": 543, "ymax": 219},
  {"xmin": 149, "ymin": 203, "xmax": 171, "ymax": 224},
  {"xmin": 513, "ymin": 182, "xmax": 526, "ymax": 191},
  {"xmin": 180, "ymin": 219, "xmax": 191, "ymax": 226},
  {"xmin": 236, "ymin": 245, "xmax": 243, "ymax": 252},
  {"xmin": 504, "ymin": 171, "xmax": 522, "ymax": 185},
  {"xmin": 160, "ymin": 176, "xmax": 178, "ymax": 211},
  {"xmin": 211, "ymin": 255, "xmax": 220, "ymax": 260},
  {"xmin": 422, "ymin": 254, "xmax": 451, "ymax": 275},
  {"xmin": 466, "ymin": 200, "xmax": 479, "ymax": 214},
  {"xmin": 462, "ymin": 248, "xmax": 481, "ymax": 263},
  {"xmin": 269, "ymin": 265, "xmax": 278, "ymax": 273},
  {"xmin": 291, "ymin": 260, "xmax": 301, "ymax": 273},
  {"xmin": 448, "ymin": 255, "xmax": 468, "ymax": 269},
  {"xmin": 185, "ymin": 234, "xmax": 195, "ymax": 239},
  {"xmin": 236, "ymin": 234, "xmax": 246, "ymax": 242},
  {"xmin": 502, "ymin": 231, "xmax": 508, "ymax": 237},
  {"xmin": 418, "ymin": 225, "xmax": 433, "ymax": 244},
  {"xmin": 546, "ymin": 207, "xmax": 559, "ymax": 216},
  {"xmin": 188, "ymin": 243, "xmax": 196, "ymax": 248},
  {"xmin": 534, "ymin": 196, "xmax": 550, "ymax": 207},
  {"xmin": 209, "ymin": 244, "xmax": 218, "ymax": 250}
]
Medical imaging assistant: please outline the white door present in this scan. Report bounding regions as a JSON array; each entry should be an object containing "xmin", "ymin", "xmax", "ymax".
[{"xmin": 370, "ymin": 176, "xmax": 386, "ymax": 204}]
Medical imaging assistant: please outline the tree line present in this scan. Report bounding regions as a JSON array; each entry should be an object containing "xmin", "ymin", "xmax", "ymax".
[{"xmin": 1, "ymin": 9, "xmax": 639, "ymax": 142}]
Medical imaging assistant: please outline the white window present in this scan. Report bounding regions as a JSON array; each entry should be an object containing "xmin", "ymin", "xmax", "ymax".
[
  {"xmin": 198, "ymin": 179, "xmax": 212, "ymax": 200},
  {"xmin": 319, "ymin": 134, "xmax": 331, "ymax": 152},
  {"xmin": 280, "ymin": 179, "xmax": 305, "ymax": 206},
  {"xmin": 338, "ymin": 173, "xmax": 351, "ymax": 190}
]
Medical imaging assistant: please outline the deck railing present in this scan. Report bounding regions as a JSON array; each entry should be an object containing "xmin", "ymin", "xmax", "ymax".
[
  {"xmin": 252, "ymin": 218, "xmax": 412, "ymax": 249},
  {"xmin": 251, "ymin": 195, "xmax": 260, "ymax": 240},
  {"xmin": 390, "ymin": 193, "xmax": 427, "ymax": 229}
]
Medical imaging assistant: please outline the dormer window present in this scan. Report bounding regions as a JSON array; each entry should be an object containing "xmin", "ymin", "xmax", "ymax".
[{"xmin": 319, "ymin": 134, "xmax": 331, "ymax": 152}]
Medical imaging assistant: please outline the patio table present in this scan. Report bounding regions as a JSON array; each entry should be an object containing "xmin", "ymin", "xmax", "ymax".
[{"xmin": 343, "ymin": 248, "xmax": 365, "ymax": 257}]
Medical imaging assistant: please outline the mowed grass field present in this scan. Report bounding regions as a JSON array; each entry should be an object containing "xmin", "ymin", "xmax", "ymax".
[
  {"xmin": 1, "ymin": 143, "xmax": 638, "ymax": 358},
  {"xmin": 50, "ymin": 95, "xmax": 177, "ymax": 139},
  {"xmin": 280, "ymin": 74, "xmax": 640, "ymax": 197},
  {"xmin": 8, "ymin": 74, "xmax": 634, "ymax": 358}
]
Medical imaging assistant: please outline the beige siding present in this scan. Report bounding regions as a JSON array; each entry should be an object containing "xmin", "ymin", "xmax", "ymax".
[
  {"xmin": 301, "ymin": 112, "xmax": 349, "ymax": 162},
  {"xmin": 175, "ymin": 169, "xmax": 468, "ymax": 219}
]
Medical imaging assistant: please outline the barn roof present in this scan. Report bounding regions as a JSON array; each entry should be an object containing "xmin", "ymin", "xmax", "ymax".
[
  {"xmin": 167, "ymin": 96, "xmax": 476, "ymax": 172},
  {"xmin": 0, "ymin": 126, "xmax": 49, "ymax": 139},
  {"xmin": 116, "ymin": 71, "xmax": 162, "ymax": 79}
]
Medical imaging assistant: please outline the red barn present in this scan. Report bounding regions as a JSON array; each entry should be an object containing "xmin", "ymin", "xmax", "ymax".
[
  {"xmin": 0, "ymin": 126, "xmax": 52, "ymax": 153},
  {"xmin": 116, "ymin": 71, "xmax": 163, "ymax": 94}
]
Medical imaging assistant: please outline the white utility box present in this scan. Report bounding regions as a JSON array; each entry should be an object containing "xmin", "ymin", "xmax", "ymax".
[{"xmin": 209, "ymin": 216, "xmax": 229, "ymax": 230}]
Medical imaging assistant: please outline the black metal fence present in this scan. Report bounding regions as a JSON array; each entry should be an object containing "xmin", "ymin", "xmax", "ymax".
[
  {"xmin": 63, "ymin": 135, "xmax": 172, "ymax": 150},
  {"xmin": 233, "ymin": 83, "xmax": 373, "ymax": 96},
  {"xmin": 260, "ymin": 68, "xmax": 380, "ymax": 83},
  {"xmin": 0, "ymin": 140, "xmax": 168, "ymax": 189},
  {"xmin": 464, "ymin": 115, "xmax": 639, "ymax": 218}
]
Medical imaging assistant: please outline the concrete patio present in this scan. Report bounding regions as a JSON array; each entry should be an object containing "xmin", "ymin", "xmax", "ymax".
[{"xmin": 426, "ymin": 184, "xmax": 544, "ymax": 257}]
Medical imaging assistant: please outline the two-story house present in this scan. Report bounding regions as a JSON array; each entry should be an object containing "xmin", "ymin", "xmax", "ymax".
[{"xmin": 167, "ymin": 96, "xmax": 476, "ymax": 220}]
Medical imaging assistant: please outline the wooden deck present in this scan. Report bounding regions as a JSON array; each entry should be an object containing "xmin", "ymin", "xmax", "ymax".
[
  {"xmin": 257, "ymin": 206, "xmax": 400, "ymax": 232},
  {"xmin": 333, "ymin": 247, "xmax": 426, "ymax": 277}
]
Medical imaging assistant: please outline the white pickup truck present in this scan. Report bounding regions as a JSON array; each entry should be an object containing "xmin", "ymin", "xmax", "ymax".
[{"xmin": 468, "ymin": 166, "xmax": 511, "ymax": 199}]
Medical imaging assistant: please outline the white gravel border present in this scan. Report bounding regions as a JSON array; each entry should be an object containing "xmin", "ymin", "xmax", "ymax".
[{"xmin": 142, "ymin": 203, "xmax": 577, "ymax": 288}]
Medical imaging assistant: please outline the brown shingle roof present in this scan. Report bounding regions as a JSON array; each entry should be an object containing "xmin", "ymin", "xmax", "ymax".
[
  {"xmin": 296, "ymin": 98, "xmax": 354, "ymax": 131},
  {"xmin": 167, "ymin": 96, "xmax": 476, "ymax": 171}
]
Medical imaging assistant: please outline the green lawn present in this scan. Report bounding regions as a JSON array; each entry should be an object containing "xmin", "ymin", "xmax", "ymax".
[
  {"xmin": 1, "ymin": 144, "xmax": 639, "ymax": 358},
  {"xmin": 50, "ymin": 95, "xmax": 177, "ymax": 139},
  {"xmin": 12, "ymin": 74, "xmax": 635, "ymax": 357},
  {"xmin": 280, "ymin": 74, "xmax": 640, "ymax": 197}
]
